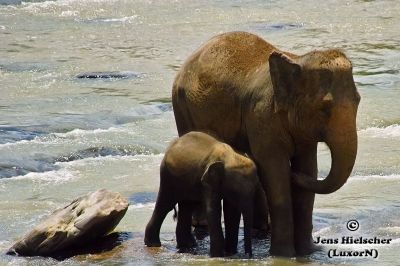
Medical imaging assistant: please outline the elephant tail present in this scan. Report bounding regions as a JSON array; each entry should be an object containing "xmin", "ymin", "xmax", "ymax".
[{"xmin": 173, "ymin": 205, "xmax": 178, "ymax": 221}]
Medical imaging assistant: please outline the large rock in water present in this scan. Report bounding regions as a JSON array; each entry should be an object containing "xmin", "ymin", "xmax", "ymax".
[{"xmin": 7, "ymin": 189, "xmax": 129, "ymax": 256}]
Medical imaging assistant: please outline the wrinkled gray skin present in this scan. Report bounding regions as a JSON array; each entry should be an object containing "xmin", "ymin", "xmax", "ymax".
[
  {"xmin": 172, "ymin": 32, "xmax": 360, "ymax": 256},
  {"xmin": 144, "ymin": 131, "xmax": 262, "ymax": 257},
  {"xmin": 7, "ymin": 189, "xmax": 129, "ymax": 256}
]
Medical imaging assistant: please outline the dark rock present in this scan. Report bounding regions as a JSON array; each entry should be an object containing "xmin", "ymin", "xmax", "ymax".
[
  {"xmin": 253, "ymin": 22, "xmax": 303, "ymax": 32},
  {"xmin": 76, "ymin": 71, "xmax": 140, "ymax": 79},
  {"xmin": 7, "ymin": 189, "xmax": 129, "ymax": 256}
]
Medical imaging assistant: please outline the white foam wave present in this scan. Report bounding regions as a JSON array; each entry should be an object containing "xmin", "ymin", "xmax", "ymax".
[
  {"xmin": 360, "ymin": 124, "xmax": 400, "ymax": 138},
  {"xmin": 349, "ymin": 174, "xmax": 400, "ymax": 181},
  {"xmin": 21, "ymin": 0, "xmax": 66, "ymax": 10},
  {"xmin": 0, "ymin": 127, "xmax": 124, "ymax": 148},
  {"xmin": 129, "ymin": 202, "xmax": 155, "ymax": 209},
  {"xmin": 100, "ymin": 15, "xmax": 137, "ymax": 23},
  {"xmin": 21, "ymin": 0, "xmax": 120, "ymax": 16},
  {"xmin": 60, "ymin": 10, "xmax": 79, "ymax": 17},
  {"xmin": 11, "ymin": 168, "xmax": 77, "ymax": 183},
  {"xmin": 0, "ymin": 153, "xmax": 163, "ymax": 183},
  {"xmin": 313, "ymin": 226, "xmax": 331, "ymax": 236},
  {"xmin": 127, "ymin": 104, "xmax": 170, "ymax": 117},
  {"xmin": 22, "ymin": 0, "xmax": 115, "ymax": 8},
  {"xmin": 52, "ymin": 127, "xmax": 123, "ymax": 138},
  {"xmin": 0, "ymin": 104, "xmax": 171, "ymax": 147}
]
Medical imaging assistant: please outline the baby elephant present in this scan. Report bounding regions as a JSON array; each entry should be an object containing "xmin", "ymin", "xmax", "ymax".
[{"xmin": 144, "ymin": 131, "xmax": 260, "ymax": 257}]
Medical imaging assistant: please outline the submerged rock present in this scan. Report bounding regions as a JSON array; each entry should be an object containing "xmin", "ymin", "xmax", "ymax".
[{"xmin": 7, "ymin": 189, "xmax": 129, "ymax": 257}]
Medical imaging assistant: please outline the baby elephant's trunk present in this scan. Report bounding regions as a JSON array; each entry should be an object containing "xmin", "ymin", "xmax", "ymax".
[{"xmin": 242, "ymin": 200, "xmax": 254, "ymax": 257}]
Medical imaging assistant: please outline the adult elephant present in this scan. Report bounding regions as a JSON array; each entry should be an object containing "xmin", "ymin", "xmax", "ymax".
[{"xmin": 171, "ymin": 31, "xmax": 360, "ymax": 256}]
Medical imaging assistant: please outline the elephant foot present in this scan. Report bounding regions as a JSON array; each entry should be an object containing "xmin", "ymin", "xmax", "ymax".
[
  {"xmin": 193, "ymin": 225, "xmax": 209, "ymax": 240},
  {"xmin": 177, "ymin": 235, "xmax": 197, "ymax": 251},
  {"xmin": 252, "ymin": 227, "xmax": 270, "ymax": 239},
  {"xmin": 177, "ymin": 244, "xmax": 197, "ymax": 254},
  {"xmin": 210, "ymin": 249, "xmax": 224, "ymax": 258},
  {"xmin": 224, "ymin": 240, "xmax": 238, "ymax": 256},
  {"xmin": 295, "ymin": 241, "xmax": 322, "ymax": 256},
  {"xmin": 144, "ymin": 238, "xmax": 161, "ymax": 247},
  {"xmin": 224, "ymin": 248, "xmax": 238, "ymax": 257},
  {"xmin": 144, "ymin": 228, "xmax": 161, "ymax": 247},
  {"xmin": 269, "ymin": 244, "xmax": 296, "ymax": 257},
  {"xmin": 177, "ymin": 246, "xmax": 197, "ymax": 253}
]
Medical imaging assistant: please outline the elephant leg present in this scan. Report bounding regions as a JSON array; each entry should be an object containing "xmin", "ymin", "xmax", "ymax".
[
  {"xmin": 176, "ymin": 201, "xmax": 197, "ymax": 251},
  {"xmin": 291, "ymin": 144, "xmax": 319, "ymax": 256},
  {"xmin": 243, "ymin": 152, "xmax": 270, "ymax": 239},
  {"xmin": 259, "ymin": 155, "xmax": 295, "ymax": 257},
  {"xmin": 205, "ymin": 196, "xmax": 224, "ymax": 257},
  {"xmin": 252, "ymin": 185, "xmax": 270, "ymax": 239},
  {"xmin": 145, "ymin": 163, "xmax": 175, "ymax": 247},
  {"xmin": 144, "ymin": 197, "xmax": 175, "ymax": 247},
  {"xmin": 223, "ymin": 200, "xmax": 240, "ymax": 256},
  {"xmin": 192, "ymin": 203, "xmax": 209, "ymax": 240}
]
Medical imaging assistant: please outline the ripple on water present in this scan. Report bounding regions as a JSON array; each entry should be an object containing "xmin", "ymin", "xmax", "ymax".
[
  {"xmin": 0, "ymin": 143, "xmax": 160, "ymax": 179},
  {"xmin": 0, "ymin": 106, "xmax": 172, "ymax": 179},
  {"xmin": 251, "ymin": 22, "xmax": 304, "ymax": 33},
  {"xmin": 0, "ymin": 61, "xmax": 52, "ymax": 72},
  {"xmin": 0, "ymin": 0, "xmax": 21, "ymax": 6}
]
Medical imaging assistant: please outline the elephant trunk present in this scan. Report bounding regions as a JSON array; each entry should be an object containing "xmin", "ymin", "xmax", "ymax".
[
  {"xmin": 293, "ymin": 105, "xmax": 358, "ymax": 194},
  {"xmin": 242, "ymin": 200, "xmax": 254, "ymax": 257}
]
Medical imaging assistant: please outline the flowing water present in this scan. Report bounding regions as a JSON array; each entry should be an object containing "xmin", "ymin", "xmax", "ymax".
[{"xmin": 0, "ymin": 0, "xmax": 399, "ymax": 265}]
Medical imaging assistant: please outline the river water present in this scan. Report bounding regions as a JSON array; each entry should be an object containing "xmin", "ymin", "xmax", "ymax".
[{"xmin": 0, "ymin": 0, "xmax": 399, "ymax": 265}]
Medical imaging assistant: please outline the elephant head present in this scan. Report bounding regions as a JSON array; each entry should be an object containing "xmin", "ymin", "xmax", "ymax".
[
  {"xmin": 269, "ymin": 50, "xmax": 361, "ymax": 194},
  {"xmin": 201, "ymin": 158, "xmax": 258, "ymax": 257}
]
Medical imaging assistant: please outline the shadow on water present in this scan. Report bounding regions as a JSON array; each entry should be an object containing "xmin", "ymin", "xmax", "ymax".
[
  {"xmin": 54, "ymin": 232, "xmax": 133, "ymax": 260},
  {"xmin": 7, "ymin": 232, "xmax": 134, "ymax": 261}
]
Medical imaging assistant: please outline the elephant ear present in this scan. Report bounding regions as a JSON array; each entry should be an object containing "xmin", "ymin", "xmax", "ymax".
[
  {"xmin": 201, "ymin": 161, "xmax": 224, "ymax": 190},
  {"xmin": 269, "ymin": 51, "xmax": 301, "ymax": 112}
]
